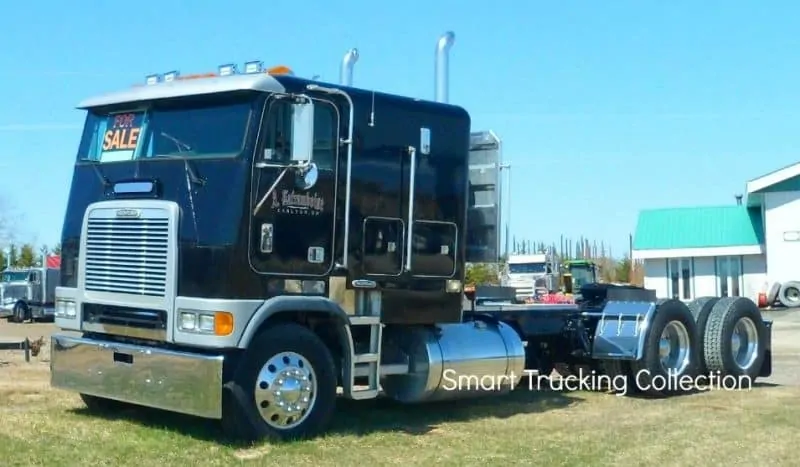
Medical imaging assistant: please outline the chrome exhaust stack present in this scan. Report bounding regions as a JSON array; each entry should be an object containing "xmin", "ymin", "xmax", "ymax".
[
  {"xmin": 434, "ymin": 31, "xmax": 455, "ymax": 103},
  {"xmin": 340, "ymin": 48, "xmax": 359, "ymax": 86}
]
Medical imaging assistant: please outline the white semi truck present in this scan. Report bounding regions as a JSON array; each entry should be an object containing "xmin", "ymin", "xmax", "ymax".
[{"xmin": 502, "ymin": 253, "xmax": 560, "ymax": 302}]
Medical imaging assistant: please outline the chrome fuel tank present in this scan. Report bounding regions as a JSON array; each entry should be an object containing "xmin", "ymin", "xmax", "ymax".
[{"xmin": 382, "ymin": 319, "xmax": 526, "ymax": 403}]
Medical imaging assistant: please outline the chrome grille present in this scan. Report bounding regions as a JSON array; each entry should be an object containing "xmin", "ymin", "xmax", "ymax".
[
  {"xmin": 84, "ymin": 209, "xmax": 170, "ymax": 297},
  {"xmin": 2, "ymin": 284, "xmax": 29, "ymax": 301}
]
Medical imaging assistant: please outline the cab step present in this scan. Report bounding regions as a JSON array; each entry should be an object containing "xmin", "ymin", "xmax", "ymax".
[
  {"xmin": 349, "ymin": 316, "xmax": 380, "ymax": 326},
  {"xmin": 343, "ymin": 290, "xmax": 384, "ymax": 400},
  {"xmin": 354, "ymin": 353, "xmax": 379, "ymax": 364}
]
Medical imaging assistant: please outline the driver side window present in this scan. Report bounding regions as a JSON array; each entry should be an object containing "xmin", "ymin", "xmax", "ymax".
[
  {"xmin": 262, "ymin": 99, "xmax": 337, "ymax": 171},
  {"xmin": 312, "ymin": 103, "xmax": 336, "ymax": 171}
]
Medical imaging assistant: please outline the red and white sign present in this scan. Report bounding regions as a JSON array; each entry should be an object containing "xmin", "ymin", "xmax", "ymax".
[{"xmin": 46, "ymin": 255, "xmax": 61, "ymax": 269}]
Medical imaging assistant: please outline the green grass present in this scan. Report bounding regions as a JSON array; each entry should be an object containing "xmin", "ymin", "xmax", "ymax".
[{"xmin": 1, "ymin": 353, "xmax": 799, "ymax": 466}]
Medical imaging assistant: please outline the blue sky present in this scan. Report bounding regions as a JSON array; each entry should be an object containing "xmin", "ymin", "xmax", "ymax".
[{"xmin": 1, "ymin": 0, "xmax": 799, "ymax": 257}]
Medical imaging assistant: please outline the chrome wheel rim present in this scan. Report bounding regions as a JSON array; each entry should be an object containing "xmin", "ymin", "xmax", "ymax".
[
  {"xmin": 254, "ymin": 351, "xmax": 317, "ymax": 430},
  {"xmin": 731, "ymin": 317, "xmax": 759, "ymax": 370},
  {"xmin": 658, "ymin": 320, "xmax": 691, "ymax": 375}
]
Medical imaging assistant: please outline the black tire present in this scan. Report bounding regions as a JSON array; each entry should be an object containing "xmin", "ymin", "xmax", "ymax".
[
  {"xmin": 687, "ymin": 296, "xmax": 721, "ymax": 375},
  {"xmin": 777, "ymin": 281, "xmax": 800, "ymax": 308},
  {"xmin": 9, "ymin": 302, "xmax": 27, "ymax": 323},
  {"xmin": 766, "ymin": 282, "xmax": 781, "ymax": 306},
  {"xmin": 601, "ymin": 359, "xmax": 641, "ymax": 395},
  {"xmin": 221, "ymin": 322, "xmax": 337, "ymax": 442},
  {"xmin": 630, "ymin": 299, "xmax": 698, "ymax": 396},
  {"xmin": 703, "ymin": 297, "xmax": 767, "ymax": 385}
]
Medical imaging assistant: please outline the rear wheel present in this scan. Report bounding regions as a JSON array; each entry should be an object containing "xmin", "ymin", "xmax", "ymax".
[
  {"xmin": 601, "ymin": 360, "xmax": 641, "ymax": 395},
  {"xmin": 221, "ymin": 323, "xmax": 337, "ymax": 442},
  {"xmin": 703, "ymin": 297, "xmax": 766, "ymax": 385},
  {"xmin": 631, "ymin": 299, "xmax": 698, "ymax": 396},
  {"xmin": 687, "ymin": 296, "xmax": 721, "ymax": 375}
]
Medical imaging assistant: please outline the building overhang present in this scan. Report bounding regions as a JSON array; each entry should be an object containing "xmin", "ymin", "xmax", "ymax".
[
  {"xmin": 745, "ymin": 161, "xmax": 800, "ymax": 208},
  {"xmin": 632, "ymin": 244, "xmax": 764, "ymax": 260}
]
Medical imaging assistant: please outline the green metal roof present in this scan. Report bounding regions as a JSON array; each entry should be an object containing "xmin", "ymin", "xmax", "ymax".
[{"xmin": 633, "ymin": 206, "xmax": 764, "ymax": 250}]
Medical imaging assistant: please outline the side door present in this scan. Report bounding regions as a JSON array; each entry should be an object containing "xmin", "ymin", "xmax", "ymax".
[
  {"xmin": 28, "ymin": 271, "xmax": 42, "ymax": 303},
  {"xmin": 359, "ymin": 142, "xmax": 458, "ymax": 280},
  {"xmin": 248, "ymin": 95, "xmax": 341, "ymax": 276}
]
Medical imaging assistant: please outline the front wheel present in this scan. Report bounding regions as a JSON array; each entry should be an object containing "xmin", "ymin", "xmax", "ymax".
[
  {"xmin": 8, "ymin": 302, "xmax": 27, "ymax": 323},
  {"xmin": 221, "ymin": 322, "xmax": 338, "ymax": 442}
]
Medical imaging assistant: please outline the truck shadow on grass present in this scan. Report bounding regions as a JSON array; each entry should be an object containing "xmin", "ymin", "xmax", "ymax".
[
  {"xmin": 67, "ymin": 383, "xmax": 581, "ymax": 445},
  {"xmin": 328, "ymin": 385, "xmax": 580, "ymax": 436},
  {"xmin": 618, "ymin": 380, "xmax": 780, "ymax": 400}
]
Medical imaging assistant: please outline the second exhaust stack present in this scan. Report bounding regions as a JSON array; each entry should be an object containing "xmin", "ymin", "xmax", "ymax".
[
  {"xmin": 340, "ymin": 48, "xmax": 359, "ymax": 86},
  {"xmin": 435, "ymin": 31, "xmax": 455, "ymax": 103}
]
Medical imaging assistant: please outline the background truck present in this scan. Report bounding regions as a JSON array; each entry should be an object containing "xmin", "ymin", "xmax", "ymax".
[
  {"xmin": 501, "ymin": 252, "xmax": 560, "ymax": 301},
  {"xmin": 1, "ymin": 259, "xmax": 60, "ymax": 323},
  {"xmin": 49, "ymin": 31, "xmax": 772, "ymax": 443}
]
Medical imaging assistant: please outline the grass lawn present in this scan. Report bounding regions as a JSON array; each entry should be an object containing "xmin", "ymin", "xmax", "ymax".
[{"xmin": 1, "ymin": 355, "xmax": 797, "ymax": 466}]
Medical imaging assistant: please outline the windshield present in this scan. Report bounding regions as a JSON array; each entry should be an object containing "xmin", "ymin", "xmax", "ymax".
[
  {"xmin": 508, "ymin": 262, "xmax": 546, "ymax": 274},
  {"xmin": 2, "ymin": 271, "xmax": 28, "ymax": 282},
  {"xmin": 77, "ymin": 94, "xmax": 254, "ymax": 163},
  {"xmin": 570, "ymin": 266, "xmax": 595, "ymax": 287}
]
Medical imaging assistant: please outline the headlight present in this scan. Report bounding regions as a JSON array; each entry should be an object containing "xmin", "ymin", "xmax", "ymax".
[
  {"xmin": 177, "ymin": 310, "xmax": 234, "ymax": 336},
  {"xmin": 446, "ymin": 279, "xmax": 463, "ymax": 293},
  {"xmin": 55, "ymin": 299, "xmax": 77, "ymax": 318}
]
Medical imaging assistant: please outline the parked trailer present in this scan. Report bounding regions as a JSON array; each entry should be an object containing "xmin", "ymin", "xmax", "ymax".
[{"xmin": 49, "ymin": 32, "xmax": 772, "ymax": 443}]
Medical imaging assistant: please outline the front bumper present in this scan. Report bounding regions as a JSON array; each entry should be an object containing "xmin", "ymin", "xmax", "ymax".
[{"xmin": 50, "ymin": 334, "xmax": 224, "ymax": 419}]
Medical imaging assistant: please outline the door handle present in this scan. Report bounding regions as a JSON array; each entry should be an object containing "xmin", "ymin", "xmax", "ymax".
[{"xmin": 405, "ymin": 146, "xmax": 417, "ymax": 273}]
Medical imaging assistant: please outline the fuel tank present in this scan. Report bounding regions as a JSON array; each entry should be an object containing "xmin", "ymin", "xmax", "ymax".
[{"xmin": 381, "ymin": 319, "xmax": 526, "ymax": 403}]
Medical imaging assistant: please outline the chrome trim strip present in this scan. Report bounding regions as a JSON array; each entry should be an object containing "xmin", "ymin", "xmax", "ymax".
[{"xmin": 82, "ymin": 322, "xmax": 166, "ymax": 341}]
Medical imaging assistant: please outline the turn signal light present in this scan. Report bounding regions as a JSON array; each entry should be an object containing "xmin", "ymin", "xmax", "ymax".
[{"xmin": 214, "ymin": 311, "xmax": 234, "ymax": 336}]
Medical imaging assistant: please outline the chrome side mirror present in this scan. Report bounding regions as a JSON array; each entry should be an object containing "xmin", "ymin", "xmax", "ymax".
[{"xmin": 290, "ymin": 99, "xmax": 315, "ymax": 163}]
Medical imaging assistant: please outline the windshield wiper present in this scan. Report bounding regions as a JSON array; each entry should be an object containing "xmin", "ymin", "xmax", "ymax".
[
  {"xmin": 160, "ymin": 131, "xmax": 192, "ymax": 151},
  {"xmin": 85, "ymin": 159, "xmax": 111, "ymax": 187},
  {"xmin": 151, "ymin": 154, "xmax": 205, "ymax": 186}
]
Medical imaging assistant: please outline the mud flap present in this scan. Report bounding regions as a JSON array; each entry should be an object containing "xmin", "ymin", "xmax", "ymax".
[
  {"xmin": 590, "ymin": 300, "xmax": 657, "ymax": 360},
  {"xmin": 759, "ymin": 319, "xmax": 772, "ymax": 377}
]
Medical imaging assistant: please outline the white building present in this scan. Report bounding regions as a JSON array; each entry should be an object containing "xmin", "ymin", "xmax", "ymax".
[{"xmin": 632, "ymin": 161, "xmax": 800, "ymax": 304}]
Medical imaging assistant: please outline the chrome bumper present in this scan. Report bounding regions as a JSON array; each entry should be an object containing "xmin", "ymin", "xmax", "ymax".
[{"xmin": 50, "ymin": 334, "xmax": 224, "ymax": 419}]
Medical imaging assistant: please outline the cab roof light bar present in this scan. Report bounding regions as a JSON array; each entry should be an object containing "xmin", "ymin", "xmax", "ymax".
[{"xmin": 143, "ymin": 62, "xmax": 293, "ymax": 85}]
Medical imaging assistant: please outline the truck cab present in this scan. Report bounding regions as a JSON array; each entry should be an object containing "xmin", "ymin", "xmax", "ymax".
[
  {"xmin": 1, "ymin": 266, "xmax": 59, "ymax": 322},
  {"xmin": 501, "ymin": 253, "xmax": 559, "ymax": 301}
]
